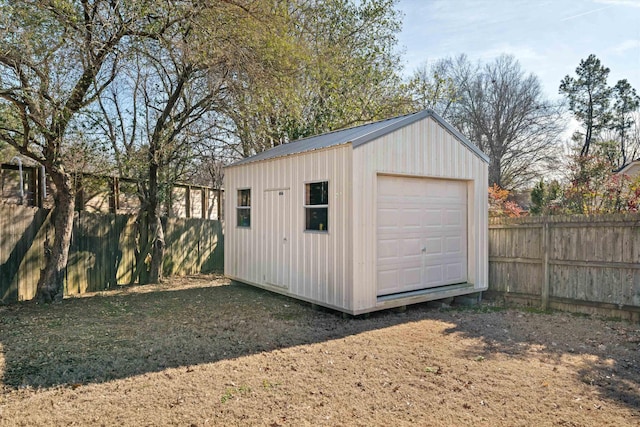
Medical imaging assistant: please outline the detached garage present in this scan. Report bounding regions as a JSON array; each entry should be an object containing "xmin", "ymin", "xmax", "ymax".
[{"xmin": 224, "ymin": 109, "xmax": 489, "ymax": 315}]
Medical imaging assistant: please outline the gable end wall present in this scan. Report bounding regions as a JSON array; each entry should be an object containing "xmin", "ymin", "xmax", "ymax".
[{"xmin": 351, "ymin": 116, "xmax": 489, "ymax": 311}]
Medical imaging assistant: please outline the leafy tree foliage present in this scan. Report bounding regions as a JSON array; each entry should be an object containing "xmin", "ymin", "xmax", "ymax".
[
  {"xmin": 224, "ymin": 0, "xmax": 411, "ymax": 158},
  {"xmin": 611, "ymin": 79, "xmax": 640, "ymax": 165},
  {"xmin": 530, "ymin": 179, "xmax": 562, "ymax": 215},
  {"xmin": 407, "ymin": 61, "xmax": 457, "ymax": 116},
  {"xmin": 488, "ymin": 184, "xmax": 524, "ymax": 218},
  {"xmin": 0, "ymin": 0, "xmax": 182, "ymax": 301},
  {"xmin": 562, "ymin": 147, "xmax": 639, "ymax": 214},
  {"xmin": 559, "ymin": 54, "xmax": 613, "ymax": 157},
  {"xmin": 559, "ymin": 54, "xmax": 640, "ymax": 171},
  {"xmin": 528, "ymin": 143, "xmax": 640, "ymax": 216}
]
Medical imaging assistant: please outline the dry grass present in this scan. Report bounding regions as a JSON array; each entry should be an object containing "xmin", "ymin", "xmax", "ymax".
[{"xmin": 1, "ymin": 275, "xmax": 639, "ymax": 426}]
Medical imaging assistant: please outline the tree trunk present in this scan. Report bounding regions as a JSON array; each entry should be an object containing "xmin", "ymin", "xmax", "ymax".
[
  {"xmin": 148, "ymin": 214, "xmax": 165, "ymax": 283},
  {"xmin": 129, "ymin": 208, "xmax": 150, "ymax": 286},
  {"xmin": 146, "ymin": 159, "xmax": 165, "ymax": 284},
  {"xmin": 36, "ymin": 168, "xmax": 75, "ymax": 303},
  {"xmin": 489, "ymin": 156, "xmax": 502, "ymax": 188},
  {"xmin": 620, "ymin": 128, "xmax": 627, "ymax": 166}
]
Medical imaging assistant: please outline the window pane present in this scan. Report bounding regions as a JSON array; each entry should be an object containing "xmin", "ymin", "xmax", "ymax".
[
  {"xmin": 238, "ymin": 189, "xmax": 250, "ymax": 207},
  {"xmin": 237, "ymin": 208, "xmax": 250, "ymax": 227},
  {"xmin": 305, "ymin": 207, "xmax": 328, "ymax": 231},
  {"xmin": 305, "ymin": 181, "xmax": 328, "ymax": 205}
]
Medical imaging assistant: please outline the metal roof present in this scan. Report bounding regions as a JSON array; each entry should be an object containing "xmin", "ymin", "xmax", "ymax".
[{"xmin": 228, "ymin": 109, "xmax": 489, "ymax": 168}]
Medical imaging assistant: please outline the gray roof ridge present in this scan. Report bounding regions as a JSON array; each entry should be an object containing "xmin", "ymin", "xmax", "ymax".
[
  {"xmin": 227, "ymin": 109, "xmax": 489, "ymax": 167},
  {"xmin": 350, "ymin": 110, "xmax": 430, "ymax": 148},
  {"xmin": 227, "ymin": 111, "xmax": 423, "ymax": 167},
  {"xmin": 286, "ymin": 110, "xmax": 420, "ymax": 144}
]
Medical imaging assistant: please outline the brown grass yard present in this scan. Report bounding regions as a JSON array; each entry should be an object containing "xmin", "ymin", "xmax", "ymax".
[{"xmin": 0, "ymin": 275, "xmax": 639, "ymax": 426}]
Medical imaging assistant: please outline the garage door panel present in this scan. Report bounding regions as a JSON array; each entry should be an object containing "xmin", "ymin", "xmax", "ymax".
[
  {"xmin": 377, "ymin": 175, "xmax": 468, "ymax": 296},
  {"xmin": 401, "ymin": 209, "xmax": 421, "ymax": 227},
  {"xmin": 378, "ymin": 270, "xmax": 399, "ymax": 293},
  {"xmin": 402, "ymin": 238, "xmax": 422, "ymax": 256},
  {"xmin": 425, "ymin": 238, "xmax": 442, "ymax": 254},
  {"xmin": 403, "ymin": 267, "xmax": 422, "ymax": 286},
  {"xmin": 378, "ymin": 208, "xmax": 399, "ymax": 227},
  {"xmin": 446, "ymin": 236, "xmax": 462, "ymax": 253},
  {"xmin": 445, "ymin": 210, "xmax": 464, "ymax": 225},
  {"xmin": 424, "ymin": 265, "xmax": 444, "ymax": 284},
  {"xmin": 421, "ymin": 210, "xmax": 442, "ymax": 226},
  {"xmin": 445, "ymin": 263, "xmax": 465, "ymax": 281},
  {"xmin": 377, "ymin": 239, "xmax": 399, "ymax": 259}
]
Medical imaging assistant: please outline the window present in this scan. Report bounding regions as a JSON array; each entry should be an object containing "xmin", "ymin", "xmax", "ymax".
[
  {"xmin": 305, "ymin": 181, "xmax": 328, "ymax": 232},
  {"xmin": 237, "ymin": 189, "xmax": 251, "ymax": 227}
]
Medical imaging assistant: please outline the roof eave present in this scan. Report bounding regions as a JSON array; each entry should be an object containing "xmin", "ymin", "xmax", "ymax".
[
  {"xmin": 615, "ymin": 159, "xmax": 640, "ymax": 174},
  {"xmin": 225, "ymin": 141, "xmax": 351, "ymax": 169}
]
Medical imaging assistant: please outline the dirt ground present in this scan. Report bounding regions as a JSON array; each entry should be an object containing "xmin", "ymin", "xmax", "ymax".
[{"xmin": 0, "ymin": 275, "xmax": 639, "ymax": 426}]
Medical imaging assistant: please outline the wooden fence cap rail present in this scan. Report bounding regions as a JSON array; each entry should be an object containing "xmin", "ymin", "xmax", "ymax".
[{"xmin": 489, "ymin": 213, "xmax": 640, "ymax": 225}]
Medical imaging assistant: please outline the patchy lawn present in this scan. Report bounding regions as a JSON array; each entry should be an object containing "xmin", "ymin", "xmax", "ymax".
[{"xmin": 0, "ymin": 275, "xmax": 639, "ymax": 426}]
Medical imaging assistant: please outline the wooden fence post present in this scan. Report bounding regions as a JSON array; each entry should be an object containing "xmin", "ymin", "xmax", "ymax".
[
  {"xmin": 201, "ymin": 187, "xmax": 207, "ymax": 219},
  {"xmin": 541, "ymin": 221, "xmax": 550, "ymax": 310},
  {"xmin": 109, "ymin": 177, "xmax": 119, "ymax": 214},
  {"xmin": 185, "ymin": 185, "xmax": 191, "ymax": 218}
]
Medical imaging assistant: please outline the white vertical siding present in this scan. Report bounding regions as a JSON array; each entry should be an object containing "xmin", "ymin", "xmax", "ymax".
[
  {"xmin": 352, "ymin": 117, "xmax": 489, "ymax": 312},
  {"xmin": 224, "ymin": 145, "xmax": 353, "ymax": 311}
]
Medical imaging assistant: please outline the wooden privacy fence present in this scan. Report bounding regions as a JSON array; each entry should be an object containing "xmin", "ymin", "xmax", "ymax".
[
  {"xmin": 488, "ymin": 214, "xmax": 640, "ymax": 321},
  {"xmin": 0, "ymin": 203, "xmax": 224, "ymax": 303}
]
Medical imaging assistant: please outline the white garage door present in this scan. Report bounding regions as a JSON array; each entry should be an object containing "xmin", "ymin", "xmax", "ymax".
[{"xmin": 377, "ymin": 175, "xmax": 468, "ymax": 296}]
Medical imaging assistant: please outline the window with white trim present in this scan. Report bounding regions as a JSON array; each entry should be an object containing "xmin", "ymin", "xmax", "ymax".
[
  {"xmin": 237, "ymin": 188, "xmax": 251, "ymax": 227},
  {"xmin": 305, "ymin": 181, "xmax": 328, "ymax": 232}
]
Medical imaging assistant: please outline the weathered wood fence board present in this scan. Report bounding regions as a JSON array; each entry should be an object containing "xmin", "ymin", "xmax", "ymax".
[
  {"xmin": 0, "ymin": 203, "xmax": 224, "ymax": 303},
  {"xmin": 0, "ymin": 204, "xmax": 49, "ymax": 302},
  {"xmin": 489, "ymin": 214, "xmax": 640, "ymax": 321}
]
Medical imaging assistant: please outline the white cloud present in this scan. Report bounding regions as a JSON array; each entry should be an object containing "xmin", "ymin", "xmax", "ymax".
[{"xmin": 612, "ymin": 39, "xmax": 640, "ymax": 54}]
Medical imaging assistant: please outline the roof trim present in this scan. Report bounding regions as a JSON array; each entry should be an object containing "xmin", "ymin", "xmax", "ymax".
[
  {"xmin": 227, "ymin": 109, "xmax": 489, "ymax": 168},
  {"xmin": 615, "ymin": 159, "xmax": 640, "ymax": 175}
]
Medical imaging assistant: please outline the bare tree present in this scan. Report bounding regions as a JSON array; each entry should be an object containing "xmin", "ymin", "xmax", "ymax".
[
  {"xmin": 95, "ymin": 44, "xmax": 226, "ymax": 283},
  {"xmin": 432, "ymin": 55, "xmax": 565, "ymax": 189},
  {"xmin": 94, "ymin": 0, "xmax": 295, "ymax": 283}
]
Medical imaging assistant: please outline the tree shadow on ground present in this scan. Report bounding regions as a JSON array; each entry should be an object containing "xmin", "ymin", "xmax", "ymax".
[
  {"xmin": 439, "ymin": 306, "xmax": 640, "ymax": 412},
  {"xmin": 0, "ymin": 278, "xmax": 421, "ymax": 389},
  {"xmin": 1, "ymin": 280, "xmax": 638, "ymax": 417}
]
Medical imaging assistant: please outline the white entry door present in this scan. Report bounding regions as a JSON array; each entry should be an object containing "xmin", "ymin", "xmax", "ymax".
[
  {"xmin": 264, "ymin": 189, "xmax": 290, "ymax": 288},
  {"xmin": 376, "ymin": 175, "xmax": 467, "ymax": 296}
]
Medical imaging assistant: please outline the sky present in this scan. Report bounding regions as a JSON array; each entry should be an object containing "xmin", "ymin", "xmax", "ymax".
[{"xmin": 396, "ymin": 0, "xmax": 640, "ymax": 100}]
